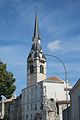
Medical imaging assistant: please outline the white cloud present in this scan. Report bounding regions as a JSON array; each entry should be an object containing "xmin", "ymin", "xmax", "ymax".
[{"xmin": 47, "ymin": 40, "xmax": 61, "ymax": 51}]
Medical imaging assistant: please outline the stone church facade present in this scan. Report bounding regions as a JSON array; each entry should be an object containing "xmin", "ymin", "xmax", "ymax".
[{"xmin": 21, "ymin": 13, "xmax": 72, "ymax": 120}]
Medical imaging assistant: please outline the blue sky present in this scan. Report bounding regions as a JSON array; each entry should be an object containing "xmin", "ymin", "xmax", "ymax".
[{"xmin": 0, "ymin": 0, "xmax": 80, "ymax": 95}]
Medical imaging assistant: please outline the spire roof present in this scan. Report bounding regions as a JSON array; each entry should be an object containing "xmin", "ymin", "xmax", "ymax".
[
  {"xmin": 27, "ymin": 12, "xmax": 46, "ymax": 60},
  {"xmin": 33, "ymin": 14, "xmax": 40, "ymax": 40}
]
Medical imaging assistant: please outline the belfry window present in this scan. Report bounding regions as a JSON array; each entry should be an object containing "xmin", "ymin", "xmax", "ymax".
[
  {"xmin": 40, "ymin": 65, "xmax": 44, "ymax": 74},
  {"xmin": 30, "ymin": 65, "xmax": 34, "ymax": 73}
]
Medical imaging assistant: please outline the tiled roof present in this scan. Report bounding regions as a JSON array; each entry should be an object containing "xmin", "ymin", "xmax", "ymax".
[{"xmin": 47, "ymin": 76, "xmax": 64, "ymax": 83}]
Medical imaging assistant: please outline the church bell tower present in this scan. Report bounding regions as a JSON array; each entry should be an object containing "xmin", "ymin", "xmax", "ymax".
[{"xmin": 27, "ymin": 14, "xmax": 46, "ymax": 86}]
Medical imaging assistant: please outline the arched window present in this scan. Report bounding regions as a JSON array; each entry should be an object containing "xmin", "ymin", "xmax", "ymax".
[
  {"xmin": 30, "ymin": 65, "xmax": 34, "ymax": 73},
  {"xmin": 40, "ymin": 65, "xmax": 44, "ymax": 74}
]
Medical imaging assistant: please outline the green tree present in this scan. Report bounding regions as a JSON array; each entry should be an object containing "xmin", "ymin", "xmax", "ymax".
[{"xmin": 0, "ymin": 61, "xmax": 16, "ymax": 100}]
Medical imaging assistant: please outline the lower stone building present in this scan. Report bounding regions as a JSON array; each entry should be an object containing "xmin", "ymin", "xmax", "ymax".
[
  {"xmin": 21, "ymin": 77, "xmax": 72, "ymax": 120},
  {"xmin": 12, "ymin": 94, "xmax": 22, "ymax": 120},
  {"xmin": 63, "ymin": 79, "xmax": 80, "ymax": 120},
  {"xmin": 0, "ymin": 94, "xmax": 21, "ymax": 120},
  {"xmin": 70, "ymin": 79, "xmax": 80, "ymax": 120},
  {"xmin": 0, "ymin": 97, "xmax": 15, "ymax": 120}
]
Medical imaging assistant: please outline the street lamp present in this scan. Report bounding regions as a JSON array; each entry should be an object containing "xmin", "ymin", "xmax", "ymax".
[{"xmin": 45, "ymin": 53, "xmax": 69, "ymax": 118}]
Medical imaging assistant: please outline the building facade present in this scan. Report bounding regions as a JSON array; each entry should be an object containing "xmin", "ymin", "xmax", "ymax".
[
  {"xmin": 0, "ymin": 94, "xmax": 22, "ymax": 120},
  {"xmin": 0, "ymin": 98, "xmax": 15, "ymax": 120},
  {"xmin": 12, "ymin": 94, "xmax": 22, "ymax": 120},
  {"xmin": 22, "ymin": 77, "xmax": 71, "ymax": 120},
  {"xmin": 70, "ymin": 79, "xmax": 80, "ymax": 120}
]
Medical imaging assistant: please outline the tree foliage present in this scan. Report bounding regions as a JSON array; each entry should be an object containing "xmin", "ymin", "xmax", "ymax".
[{"xmin": 0, "ymin": 61, "xmax": 16, "ymax": 100}]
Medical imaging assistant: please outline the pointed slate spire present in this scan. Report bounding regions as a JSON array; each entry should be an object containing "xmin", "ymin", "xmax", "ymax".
[
  {"xmin": 27, "ymin": 8, "xmax": 46, "ymax": 60},
  {"xmin": 33, "ymin": 12, "xmax": 40, "ymax": 40}
]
